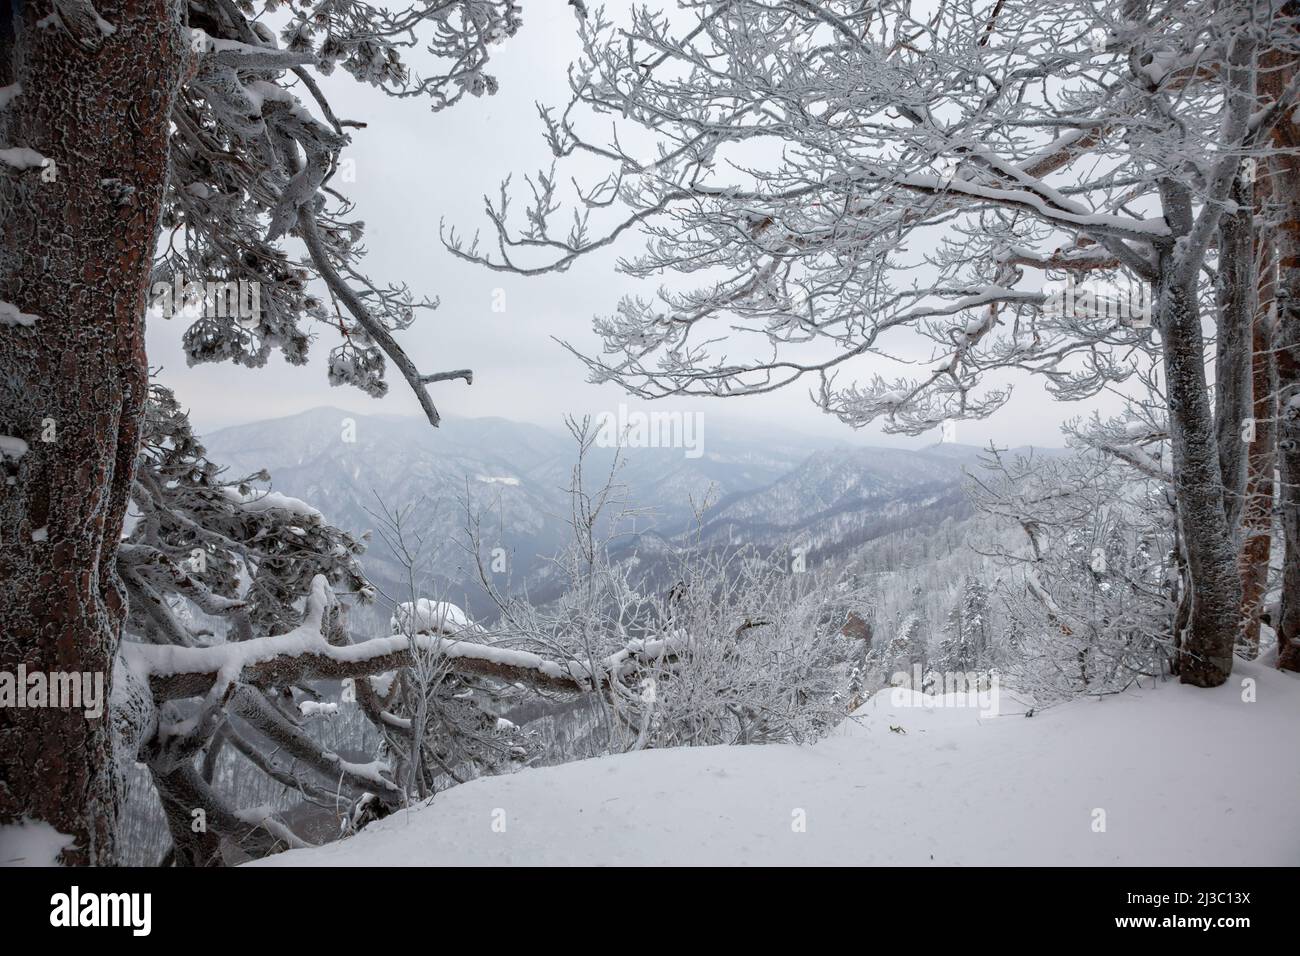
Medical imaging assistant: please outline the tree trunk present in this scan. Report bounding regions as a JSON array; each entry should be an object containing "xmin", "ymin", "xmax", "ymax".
[
  {"xmin": 1238, "ymin": 234, "xmax": 1277, "ymax": 660},
  {"xmin": 1215, "ymin": 173, "xmax": 1256, "ymax": 535},
  {"xmin": 0, "ymin": 0, "xmax": 185, "ymax": 863},
  {"xmin": 150, "ymin": 763, "xmax": 229, "ymax": 868},
  {"xmin": 1155, "ymin": 229, "xmax": 1244, "ymax": 686},
  {"xmin": 1272, "ymin": 160, "xmax": 1300, "ymax": 672},
  {"xmin": 149, "ymin": 758, "xmax": 287, "ymax": 867},
  {"xmin": 1261, "ymin": 36, "xmax": 1300, "ymax": 672}
]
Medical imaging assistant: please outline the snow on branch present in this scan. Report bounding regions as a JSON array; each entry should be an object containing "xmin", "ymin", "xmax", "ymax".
[
  {"xmin": 0, "ymin": 148, "xmax": 48, "ymax": 171},
  {"xmin": 447, "ymin": 0, "xmax": 1286, "ymax": 440},
  {"xmin": 0, "ymin": 300, "xmax": 39, "ymax": 326},
  {"xmin": 125, "ymin": 576, "xmax": 683, "ymax": 701},
  {"xmin": 157, "ymin": 0, "xmax": 522, "ymax": 428}
]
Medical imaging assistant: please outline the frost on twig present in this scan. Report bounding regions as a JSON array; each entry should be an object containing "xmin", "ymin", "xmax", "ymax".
[{"xmin": 452, "ymin": 1, "xmax": 1297, "ymax": 440}]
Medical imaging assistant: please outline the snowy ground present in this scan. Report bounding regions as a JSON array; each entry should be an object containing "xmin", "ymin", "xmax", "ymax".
[{"xmin": 255, "ymin": 659, "xmax": 1300, "ymax": 866}]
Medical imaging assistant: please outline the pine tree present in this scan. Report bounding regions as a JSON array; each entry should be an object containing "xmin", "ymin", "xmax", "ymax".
[
  {"xmin": 0, "ymin": 0, "xmax": 521, "ymax": 863},
  {"xmin": 939, "ymin": 577, "xmax": 991, "ymax": 673}
]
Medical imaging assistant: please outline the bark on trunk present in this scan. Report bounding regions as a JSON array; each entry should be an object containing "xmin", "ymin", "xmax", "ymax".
[
  {"xmin": 1273, "ymin": 164, "xmax": 1300, "ymax": 671},
  {"xmin": 1155, "ymin": 215, "xmax": 1244, "ymax": 686},
  {"xmin": 1215, "ymin": 173, "xmax": 1256, "ymax": 535},
  {"xmin": 1238, "ymin": 236, "xmax": 1278, "ymax": 660},
  {"xmin": 149, "ymin": 758, "xmax": 286, "ymax": 866},
  {"xmin": 1261, "ymin": 38, "xmax": 1300, "ymax": 672},
  {"xmin": 0, "ymin": 0, "xmax": 185, "ymax": 863},
  {"xmin": 150, "ymin": 762, "xmax": 228, "ymax": 867}
]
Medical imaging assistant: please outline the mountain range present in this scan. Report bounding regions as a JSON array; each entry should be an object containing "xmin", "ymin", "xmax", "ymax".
[{"xmin": 201, "ymin": 407, "xmax": 1049, "ymax": 627}]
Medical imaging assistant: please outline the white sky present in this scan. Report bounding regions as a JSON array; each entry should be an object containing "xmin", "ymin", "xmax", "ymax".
[{"xmin": 148, "ymin": 3, "xmax": 1127, "ymax": 448}]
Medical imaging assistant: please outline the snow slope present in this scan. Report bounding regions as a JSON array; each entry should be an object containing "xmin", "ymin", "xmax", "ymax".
[
  {"xmin": 0, "ymin": 819, "xmax": 75, "ymax": 866},
  {"xmin": 254, "ymin": 659, "xmax": 1299, "ymax": 866}
]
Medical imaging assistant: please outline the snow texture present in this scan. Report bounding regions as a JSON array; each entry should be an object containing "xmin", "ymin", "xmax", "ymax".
[
  {"xmin": 0, "ymin": 435, "xmax": 28, "ymax": 460},
  {"xmin": 0, "ymin": 818, "xmax": 75, "ymax": 867},
  {"xmin": 299, "ymin": 701, "xmax": 339, "ymax": 717},
  {"xmin": 392, "ymin": 599, "xmax": 472, "ymax": 635},
  {"xmin": 0, "ymin": 300, "xmax": 40, "ymax": 326},
  {"xmin": 0, "ymin": 148, "xmax": 48, "ymax": 171},
  {"xmin": 122, "ymin": 575, "xmax": 665, "ymax": 689},
  {"xmin": 255, "ymin": 659, "xmax": 1299, "ymax": 866},
  {"xmin": 220, "ymin": 487, "xmax": 322, "ymax": 520}
]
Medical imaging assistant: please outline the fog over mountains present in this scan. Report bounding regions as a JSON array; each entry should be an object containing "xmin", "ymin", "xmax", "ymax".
[{"xmin": 202, "ymin": 407, "xmax": 1050, "ymax": 626}]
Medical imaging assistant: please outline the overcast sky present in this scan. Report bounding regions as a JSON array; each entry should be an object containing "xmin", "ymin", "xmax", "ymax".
[{"xmin": 147, "ymin": 3, "xmax": 1127, "ymax": 449}]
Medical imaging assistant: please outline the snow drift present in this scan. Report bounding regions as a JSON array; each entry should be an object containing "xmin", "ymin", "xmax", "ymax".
[{"xmin": 253, "ymin": 659, "xmax": 1299, "ymax": 866}]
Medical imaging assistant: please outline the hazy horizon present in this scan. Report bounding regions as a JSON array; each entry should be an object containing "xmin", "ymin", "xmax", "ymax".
[{"xmin": 196, "ymin": 399, "xmax": 1072, "ymax": 454}]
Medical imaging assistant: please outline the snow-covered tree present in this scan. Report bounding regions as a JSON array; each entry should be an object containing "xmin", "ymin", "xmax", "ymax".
[
  {"xmin": 1257, "ymin": 20, "xmax": 1300, "ymax": 670},
  {"xmin": 362, "ymin": 499, "xmax": 543, "ymax": 802},
  {"xmin": 1, "ymin": 0, "xmax": 520, "ymax": 863},
  {"xmin": 113, "ymin": 396, "xmax": 720, "ymax": 863},
  {"xmin": 451, "ymin": 0, "xmax": 1300, "ymax": 687},
  {"xmin": 968, "ymin": 439, "xmax": 1176, "ymax": 702},
  {"xmin": 938, "ymin": 577, "xmax": 991, "ymax": 673},
  {"xmin": 465, "ymin": 417, "xmax": 874, "ymax": 750},
  {"xmin": 877, "ymin": 585, "xmax": 931, "ymax": 686}
]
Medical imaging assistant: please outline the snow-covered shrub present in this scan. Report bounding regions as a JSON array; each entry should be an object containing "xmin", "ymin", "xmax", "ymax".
[
  {"xmin": 968, "ymin": 443, "xmax": 1177, "ymax": 705},
  {"xmin": 467, "ymin": 418, "xmax": 874, "ymax": 750},
  {"xmin": 359, "ymin": 593, "xmax": 543, "ymax": 800}
]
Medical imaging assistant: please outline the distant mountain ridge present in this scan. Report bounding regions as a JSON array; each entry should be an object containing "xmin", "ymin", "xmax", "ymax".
[{"xmin": 202, "ymin": 407, "xmax": 1057, "ymax": 625}]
